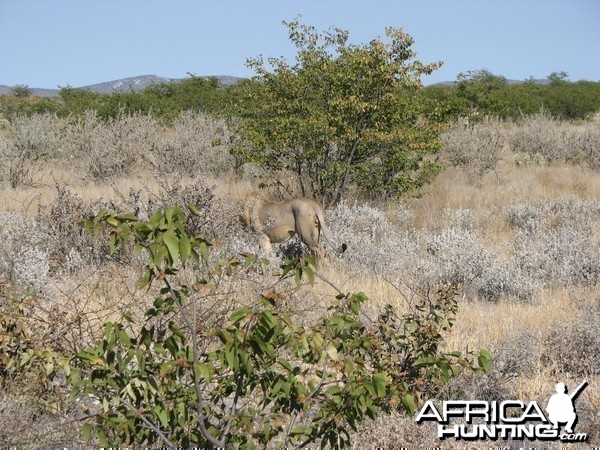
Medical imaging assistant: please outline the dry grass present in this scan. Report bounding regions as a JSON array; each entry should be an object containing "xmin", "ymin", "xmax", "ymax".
[{"xmin": 413, "ymin": 163, "xmax": 599, "ymax": 218}]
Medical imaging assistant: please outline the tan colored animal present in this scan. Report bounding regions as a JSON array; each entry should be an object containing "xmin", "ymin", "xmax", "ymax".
[{"xmin": 241, "ymin": 192, "xmax": 344, "ymax": 258}]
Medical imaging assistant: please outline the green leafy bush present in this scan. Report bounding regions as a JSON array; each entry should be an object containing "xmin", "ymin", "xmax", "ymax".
[{"xmin": 67, "ymin": 206, "xmax": 490, "ymax": 448}]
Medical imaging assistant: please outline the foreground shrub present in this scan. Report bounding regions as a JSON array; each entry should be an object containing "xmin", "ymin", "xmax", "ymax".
[
  {"xmin": 67, "ymin": 207, "xmax": 490, "ymax": 448},
  {"xmin": 0, "ymin": 288, "xmax": 77, "ymax": 447}
]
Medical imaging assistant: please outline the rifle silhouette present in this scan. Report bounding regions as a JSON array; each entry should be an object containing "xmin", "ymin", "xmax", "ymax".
[{"xmin": 569, "ymin": 380, "xmax": 588, "ymax": 401}]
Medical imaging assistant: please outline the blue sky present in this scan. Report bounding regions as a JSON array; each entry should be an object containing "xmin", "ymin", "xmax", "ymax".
[{"xmin": 1, "ymin": 0, "xmax": 598, "ymax": 88}]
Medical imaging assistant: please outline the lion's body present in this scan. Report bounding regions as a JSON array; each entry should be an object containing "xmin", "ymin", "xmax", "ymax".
[{"xmin": 241, "ymin": 192, "xmax": 332, "ymax": 258}]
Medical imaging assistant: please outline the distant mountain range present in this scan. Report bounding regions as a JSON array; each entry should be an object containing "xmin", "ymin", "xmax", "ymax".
[
  {"xmin": 0, "ymin": 74, "xmax": 243, "ymax": 97},
  {"xmin": 1, "ymin": 74, "xmax": 557, "ymax": 98}
]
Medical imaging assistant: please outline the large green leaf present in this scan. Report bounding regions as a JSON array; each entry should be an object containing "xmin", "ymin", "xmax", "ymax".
[{"xmin": 162, "ymin": 230, "xmax": 179, "ymax": 263}]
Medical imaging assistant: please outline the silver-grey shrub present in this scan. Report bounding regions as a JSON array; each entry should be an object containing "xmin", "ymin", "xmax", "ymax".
[
  {"xmin": 36, "ymin": 185, "xmax": 118, "ymax": 272},
  {"xmin": 0, "ymin": 212, "xmax": 50, "ymax": 292},
  {"xmin": 577, "ymin": 124, "xmax": 600, "ymax": 170},
  {"xmin": 62, "ymin": 111, "xmax": 161, "ymax": 182},
  {"xmin": 149, "ymin": 111, "xmax": 234, "ymax": 177},
  {"xmin": 0, "ymin": 111, "xmax": 235, "ymax": 184},
  {"xmin": 507, "ymin": 113, "xmax": 600, "ymax": 169},
  {"xmin": 442, "ymin": 113, "xmax": 600, "ymax": 173},
  {"xmin": 0, "ymin": 113, "xmax": 66, "ymax": 187},
  {"xmin": 4, "ymin": 113, "xmax": 65, "ymax": 159},
  {"xmin": 326, "ymin": 201, "xmax": 410, "ymax": 274},
  {"xmin": 412, "ymin": 225, "xmax": 539, "ymax": 302},
  {"xmin": 508, "ymin": 197, "xmax": 600, "ymax": 287},
  {"xmin": 441, "ymin": 117, "xmax": 506, "ymax": 180},
  {"xmin": 326, "ymin": 199, "xmax": 597, "ymax": 302},
  {"xmin": 507, "ymin": 113, "xmax": 565, "ymax": 163},
  {"xmin": 542, "ymin": 304, "xmax": 600, "ymax": 377},
  {"xmin": 506, "ymin": 200, "xmax": 551, "ymax": 234},
  {"xmin": 421, "ymin": 227, "xmax": 493, "ymax": 286},
  {"xmin": 327, "ymin": 202, "xmax": 501, "ymax": 296},
  {"xmin": 473, "ymin": 258, "xmax": 537, "ymax": 302}
]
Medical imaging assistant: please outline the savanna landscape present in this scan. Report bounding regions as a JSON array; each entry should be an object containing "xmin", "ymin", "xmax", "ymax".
[{"xmin": 1, "ymin": 21, "xmax": 599, "ymax": 449}]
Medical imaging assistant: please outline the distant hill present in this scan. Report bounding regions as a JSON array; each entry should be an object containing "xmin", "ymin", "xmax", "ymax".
[
  {"xmin": 0, "ymin": 74, "xmax": 243, "ymax": 97},
  {"xmin": 79, "ymin": 75, "xmax": 179, "ymax": 94}
]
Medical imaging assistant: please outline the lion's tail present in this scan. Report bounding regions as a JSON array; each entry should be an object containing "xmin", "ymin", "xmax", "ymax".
[{"xmin": 315, "ymin": 207, "xmax": 347, "ymax": 254}]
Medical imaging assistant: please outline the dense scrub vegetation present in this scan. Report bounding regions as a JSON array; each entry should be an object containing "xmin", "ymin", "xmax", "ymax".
[
  {"xmin": 3, "ymin": 68, "xmax": 599, "ymax": 124},
  {"xmin": 422, "ymin": 70, "xmax": 600, "ymax": 121},
  {"xmin": 0, "ymin": 75, "xmax": 235, "ymax": 122},
  {"xmin": 1, "ymin": 19, "xmax": 599, "ymax": 448}
]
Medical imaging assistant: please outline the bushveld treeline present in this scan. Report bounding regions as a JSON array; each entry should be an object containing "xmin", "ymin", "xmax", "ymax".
[
  {"xmin": 2, "ymin": 69, "xmax": 600, "ymax": 122},
  {"xmin": 0, "ymin": 75, "xmax": 233, "ymax": 122}
]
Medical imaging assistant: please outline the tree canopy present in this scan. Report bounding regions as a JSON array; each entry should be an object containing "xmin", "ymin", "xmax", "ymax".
[{"xmin": 232, "ymin": 19, "xmax": 445, "ymax": 205}]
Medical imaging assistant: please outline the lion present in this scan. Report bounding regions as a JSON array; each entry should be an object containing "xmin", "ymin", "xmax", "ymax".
[{"xmin": 240, "ymin": 192, "xmax": 345, "ymax": 258}]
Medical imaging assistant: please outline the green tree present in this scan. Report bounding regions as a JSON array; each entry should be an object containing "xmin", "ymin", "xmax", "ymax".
[
  {"xmin": 548, "ymin": 71, "xmax": 569, "ymax": 86},
  {"xmin": 57, "ymin": 86, "xmax": 103, "ymax": 117},
  {"xmin": 233, "ymin": 19, "xmax": 444, "ymax": 205},
  {"xmin": 139, "ymin": 75, "xmax": 228, "ymax": 122},
  {"xmin": 455, "ymin": 69, "xmax": 510, "ymax": 117},
  {"xmin": 10, "ymin": 84, "xmax": 32, "ymax": 98}
]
